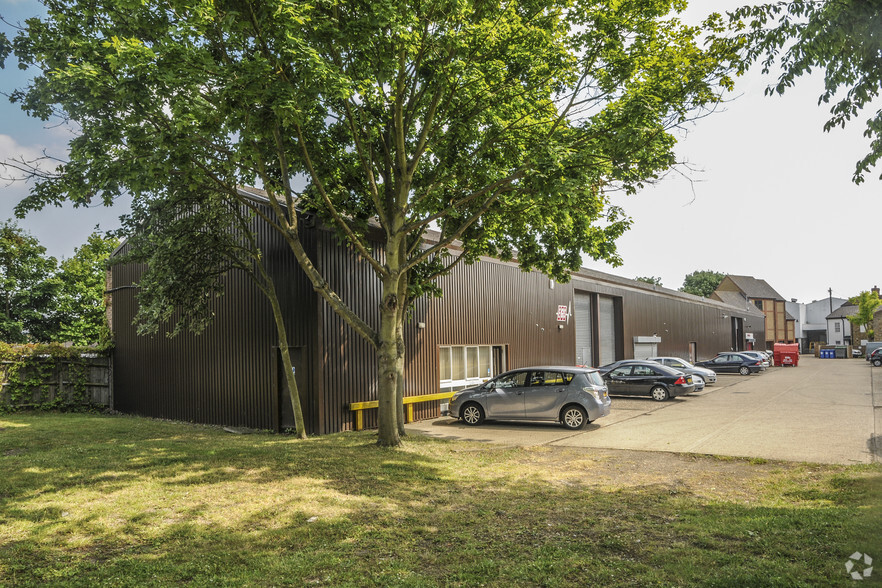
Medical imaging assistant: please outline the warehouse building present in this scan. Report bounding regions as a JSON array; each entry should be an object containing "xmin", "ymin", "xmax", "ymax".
[{"xmin": 109, "ymin": 191, "xmax": 763, "ymax": 434}]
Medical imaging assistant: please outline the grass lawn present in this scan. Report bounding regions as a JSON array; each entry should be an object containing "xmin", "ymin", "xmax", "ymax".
[{"xmin": 0, "ymin": 413, "xmax": 880, "ymax": 587}]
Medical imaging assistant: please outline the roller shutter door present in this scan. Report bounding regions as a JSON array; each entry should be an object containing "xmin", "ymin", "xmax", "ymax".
[
  {"xmin": 574, "ymin": 293, "xmax": 593, "ymax": 367},
  {"xmin": 598, "ymin": 295, "xmax": 617, "ymax": 365}
]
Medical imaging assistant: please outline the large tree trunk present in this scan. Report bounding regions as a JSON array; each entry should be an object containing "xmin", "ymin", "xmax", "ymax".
[{"xmin": 376, "ymin": 292, "xmax": 402, "ymax": 447}]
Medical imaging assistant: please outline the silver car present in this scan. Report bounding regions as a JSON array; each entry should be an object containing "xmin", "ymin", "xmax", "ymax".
[
  {"xmin": 647, "ymin": 357, "xmax": 717, "ymax": 387},
  {"xmin": 445, "ymin": 366, "xmax": 611, "ymax": 430}
]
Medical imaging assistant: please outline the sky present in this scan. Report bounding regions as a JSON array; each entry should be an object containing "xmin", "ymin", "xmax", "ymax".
[{"xmin": 0, "ymin": 1, "xmax": 878, "ymax": 305}]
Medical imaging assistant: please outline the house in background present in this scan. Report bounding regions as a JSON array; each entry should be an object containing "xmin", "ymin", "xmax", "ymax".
[
  {"xmin": 786, "ymin": 296, "xmax": 848, "ymax": 353},
  {"xmin": 826, "ymin": 305, "xmax": 857, "ymax": 345},
  {"xmin": 710, "ymin": 275, "xmax": 795, "ymax": 349}
]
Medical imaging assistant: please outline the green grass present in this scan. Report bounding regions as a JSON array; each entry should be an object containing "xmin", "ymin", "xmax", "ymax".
[{"xmin": 1, "ymin": 413, "xmax": 880, "ymax": 587}]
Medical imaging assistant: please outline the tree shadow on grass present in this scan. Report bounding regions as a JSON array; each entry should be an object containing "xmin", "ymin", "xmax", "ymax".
[{"xmin": 0, "ymin": 413, "xmax": 880, "ymax": 586}]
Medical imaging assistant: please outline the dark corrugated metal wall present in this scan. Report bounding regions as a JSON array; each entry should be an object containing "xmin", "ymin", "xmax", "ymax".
[
  {"xmin": 430, "ymin": 260, "xmax": 576, "ymax": 368},
  {"xmin": 112, "ymin": 242, "xmax": 279, "ymax": 429},
  {"xmin": 112, "ymin": 211, "xmax": 321, "ymax": 432}
]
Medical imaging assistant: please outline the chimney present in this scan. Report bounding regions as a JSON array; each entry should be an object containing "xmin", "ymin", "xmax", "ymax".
[{"xmin": 873, "ymin": 285, "xmax": 880, "ymax": 297}]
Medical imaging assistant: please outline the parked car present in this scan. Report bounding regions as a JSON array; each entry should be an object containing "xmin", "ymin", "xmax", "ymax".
[
  {"xmin": 602, "ymin": 361, "xmax": 696, "ymax": 401},
  {"xmin": 866, "ymin": 342, "xmax": 882, "ymax": 362},
  {"xmin": 445, "ymin": 366, "xmax": 611, "ymax": 429},
  {"xmin": 695, "ymin": 353, "xmax": 764, "ymax": 375},
  {"xmin": 647, "ymin": 357, "xmax": 717, "ymax": 386},
  {"xmin": 869, "ymin": 348, "xmax": 882, "ymax": 367},
  {"xmin": 737, "ymin": 351, "xmax": 770, "ymax": 369},
  {"xmin": 596, "ymin": 359, "xmax": 653, "ymax": 376}
]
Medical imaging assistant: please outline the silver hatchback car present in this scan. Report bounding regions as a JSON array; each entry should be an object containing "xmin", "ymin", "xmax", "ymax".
[{"xmin": 445, "ymin": 366, "xmax": 611, "ymax": 430}]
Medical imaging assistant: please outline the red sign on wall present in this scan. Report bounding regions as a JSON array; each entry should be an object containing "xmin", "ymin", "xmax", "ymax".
[{"xmin": 557, "ymin": 305, "xmax": 568, "ymax": 322}]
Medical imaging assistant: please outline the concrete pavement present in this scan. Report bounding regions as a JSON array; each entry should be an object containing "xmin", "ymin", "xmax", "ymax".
[{"xmin": 405, "ymin": 356, "xmax": 881, "ymax": 465}]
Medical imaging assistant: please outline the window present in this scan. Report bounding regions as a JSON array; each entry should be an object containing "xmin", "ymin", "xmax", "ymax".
[
  {"xmin": 610, "ymin": 367, "xmax": 631, "ymax": 377},
  {"xmin": 495, "ymin": 371, "xmax": 528, "ymax": 388},
  {"xmin": 754, "ymin": 300, "xmax": 764, "ymax": 310},
  {"xmin": 439, "ymin": 345, "xmax": 502, "ymax": 392},
  {"xmin": 531, "ymin": 371, "xmax": 572, "ymax": 386},
  {"xmin": 632, "ymin": 366, "xmax": 656, "ymax": 376},
  {"xmin": 835, "ymin": 323, "xmax": 841, "ymax": 333}
]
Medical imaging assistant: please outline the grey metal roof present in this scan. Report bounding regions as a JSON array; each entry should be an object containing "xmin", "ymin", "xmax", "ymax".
[
  {"xmin": 826, "ymin": 305, "xmax": 858, "ymax": 320},
  {"xmin": 724, "ymin": 275, "xmax": 785, "ymax": 301},
  {"xmin": 710, "ymin": 290, "xmax": 766, "ymax": 318}
]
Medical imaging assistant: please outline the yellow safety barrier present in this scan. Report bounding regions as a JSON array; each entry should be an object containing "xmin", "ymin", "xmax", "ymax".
[{"xmin": 349, "ymin": 391, "xmax": 456, "ymax": 431}]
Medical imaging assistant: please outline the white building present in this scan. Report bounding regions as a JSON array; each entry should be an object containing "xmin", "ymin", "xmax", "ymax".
[
  {"xmin": 786, "ymin": 296, "xmax": 847, "ymax": 352},
  {"xmin": 826, "ymin": 305, "xmax": 857, "ymax": 346}
]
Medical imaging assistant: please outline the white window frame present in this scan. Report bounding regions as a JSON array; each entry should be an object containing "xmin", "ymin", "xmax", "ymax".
[{"xmin": 439, "ymin": 345, "xmax": 501, "ymax": 392}]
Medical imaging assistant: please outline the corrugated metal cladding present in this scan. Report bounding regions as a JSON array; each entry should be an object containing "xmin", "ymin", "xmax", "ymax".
[
  {"xmin": 568, "ymin": 274, "xmax": 764, "ymax": 361},
  {"xmin": 112, "ymin": 211, "xmax": 763, "ymax": 435},
  {"xmin": 428, "ymin": 260, "xmax": 575, "ymax": 368},
  {"xmin": 111, "ymin": 211, "xmax": 321, "ymax": 433}
]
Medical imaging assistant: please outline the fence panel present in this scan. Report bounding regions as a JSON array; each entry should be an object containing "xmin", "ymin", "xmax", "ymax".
[{"xmin": 0, "ymin": 355, "xmax": 112, "ymax": 409}]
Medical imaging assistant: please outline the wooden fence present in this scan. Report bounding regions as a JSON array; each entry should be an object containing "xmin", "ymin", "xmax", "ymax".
[{"xmin": 0, "ymin": 354, "xmax": 112, "ymax": 410}]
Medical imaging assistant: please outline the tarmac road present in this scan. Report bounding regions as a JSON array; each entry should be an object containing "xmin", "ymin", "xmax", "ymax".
[{"xmin": 404, "ymin": 355, "xmax": 882, "ymax": 465}]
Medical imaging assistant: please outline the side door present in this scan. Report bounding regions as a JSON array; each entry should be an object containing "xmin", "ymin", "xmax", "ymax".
[
  {"xmin": 523, "ymin": 370, "xmax": 571, "ymax": 419},
  {"xmin": 605, "ymin": 366, "xmax": 633, "ymax": 395},
  {"xmin": 485, "ymin": 370, "xmax": 529, "ymax": 418},
  {"xmin": 628, "ymin": 365, "xmax": 659, "ymax": 396}
]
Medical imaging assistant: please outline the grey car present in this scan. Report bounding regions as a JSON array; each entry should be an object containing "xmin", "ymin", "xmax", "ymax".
[
  {"xmin": 647, "ymin": 357, "xmax": 717, "ymax": 386},
  {"xmin": 445, "ymin": 366, "xmax": 611, "ymax": 429}
]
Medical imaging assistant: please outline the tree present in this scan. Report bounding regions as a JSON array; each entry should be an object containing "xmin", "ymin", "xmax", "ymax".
[
  {"xmin": 848, "ymin": 290, "xmax": 881, "ymax": 340},
  {"xmin": 54, "ymin": 232, "xmax": 119, "ymax": 346},
  {"xmin": 636, "ymin": 276, "xmax": 663, "ymax": 286},
  {"xmin": 680, "ymin": 270, "xmax": 725, "ymax": 298},
  {"xmin": 116, "ymin": 187, "xmax": 309, "ymax": 438},
  {"xmin": 0, "ymin": 220, "xmax": 59, "ymax": 342},
  {"xmin": 3, "ymin": 0, "xmax": 738, "ymax": 446},
  {"xmin": 715, "ymin": 0, "xmax": 882, "ymax": 183}
]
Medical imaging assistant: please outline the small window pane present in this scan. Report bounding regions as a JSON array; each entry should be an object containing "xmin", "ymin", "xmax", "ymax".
[
  {"xmin": 452, "ymin": 348, "xmax": 465, "ymax": 381},
  {"xmin": 466, "ymin": 347, "xmax": 479, "ymax": 378},
  {"xmin": 439, "ymin": 347, "xmax": 451, "ymax": 381},
  {"xmin": 478, "ymin": 347, "xmax": 491, "ymax": 379}
]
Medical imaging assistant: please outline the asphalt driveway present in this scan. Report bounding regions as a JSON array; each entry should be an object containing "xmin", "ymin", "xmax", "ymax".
[{"xmin": 405, "ymin": 355, "xmax": 882, "ymax": 464}]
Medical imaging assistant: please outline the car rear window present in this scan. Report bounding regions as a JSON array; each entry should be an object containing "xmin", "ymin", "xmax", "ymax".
[{"xmin": 586, "ymin": 372, "xmax": 604, "ymax": 386}]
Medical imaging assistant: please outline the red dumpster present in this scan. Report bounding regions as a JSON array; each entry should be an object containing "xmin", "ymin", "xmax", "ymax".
[{"xmin": 774, "ymin": 343, "xmax": 799, "ymax": 367}]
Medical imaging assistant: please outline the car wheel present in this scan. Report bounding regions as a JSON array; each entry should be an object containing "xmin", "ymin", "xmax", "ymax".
[
  {"xmin": 873, "ymin": 358, "xmax": 882, "ymax": 367},
  {"xmin": 561, "ymin": 405, "xmax": 587, "ymax": 430},
  {"xmin": 460, "ymin": 403, "xmax": 485, "ymax": 426},
  {"xmin": 739, "ymin": 366, "xmax": 750, "ymax": 376},
  {"xmin": 650, "ymin": 386, "xmax": 669, "ymax": 402}
]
